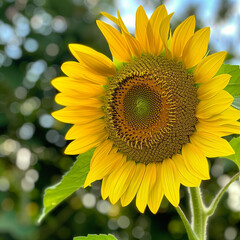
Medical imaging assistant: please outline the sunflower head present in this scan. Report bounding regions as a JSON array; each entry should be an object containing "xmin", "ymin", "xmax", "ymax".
[{"xmin": 52, "ymin": 5, "xmax": 240, "ymax": 214}]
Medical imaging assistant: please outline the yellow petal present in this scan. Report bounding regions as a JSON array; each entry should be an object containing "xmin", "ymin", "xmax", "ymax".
[
  {"xmin": 172, "ymin": 154, "xmax": 201, "ymax": 187},
  {"xmin": 196, "ymin": 90, "xmax": 234, "ymax": 119},
  {"xmin": 101, "ymin": 12, "xmax": 119, "ymax": 25},
  {"xmin": 182, "ymin": 27, "xmax": 210, "ymax": 69},
  {"xmin": 101, "ymin": 175, "xmax": 109, "ymax": 200},
  {"xmin": 90, "ymin": 140, "xmax": 114, "ymax": 168},
  {"xmin": 206, "ymin": 106, "xmax": 240, "ymax": 123},
  {"xmin": 159, "ymin": 13, "xmax": 174, "ymax": 59},
  {"xmin": 55, "ymin": 94, "xmax": 103, "ymax": 107},
  {"xmin": 69, "ymin": 43, "xmax": 111, "ymax": 64},
  {"xmin": 108, "ymin": 160, "xmax": 136, "ymax": 204},
  {"xmin": 96, "ymin": 20, "xmax": 132, "ymax": 62},
  {"xmin": 160, "ymin": 13, "xmax": 174, "ymax": 48},
  {"xmin": 117, "ymin": 9, "xmax": 129, "ymax": 34},
  {"xmin": 194, "ymin": 51, "xmax": 227, "ymax": 83},
  {"xmin": 161, "ymin": 159, "xmax": 180, "ymax": 207},
  {"xmin": 136, "ymin": 163, "xmax": 156, "ymax": 213},
  {"xmin": 146, "ymin": 21, "xmax": 155, "ymax": 54},
  {"xmin": 223, "ymin": 107, "xmax": 240, "ymax": 120},
  {"xmin": 149, "ymin": 5, "xmax": 168, "ymax": 56},
  {"xmin": 123, "ymin": 32, "xmax": 142, "ymax": 58},
  {"xmin": 182, "ymin": 143, "xmax": 210, "ymax": 180},
  {"xmin": 65, "ymin": 119, "xmax": 106, "ymax": 140},
  {"xmin": 60, "ymin": 62, "xmax": 108, "ymax": 85},
  {"xmin": 150, "ymin": 5, "xmax": 168, "ymax": 36},
  {"xmin": 148, "ymin": 163, "xmax": 164, "ymax": 214},
  {"xmin": 52, "ymin": 106, "xmax": 104, "ymax": 124},
  {"xmin": 52, "ymin": 76, "xmax": 105, "ymax": 97},
  {"xmin": 68, "ymin": 44, "xmax": 116, "ymax": 76},
  {"xmin": 64, "ymin": 131, "xmax": 107, "ymax": 155},
  {"xmin": 197, "ymin": 74, "xmax": 231, "ymax": 100},
  {"xmin": 84, "ymin": 151, "xmax": 123, "ymax": 187},
  {"xmin": 121, "ymin": 163, "xmax": 145, "ymax": 207},
  {"xmin": 190, "ymin": 131, "xmax": 235, "ymax": 157},
  {"xmin": 135, "ymin": 5, "xmax": 149, "ymax": 53},
  {"xmin": 102, "ymin": 9, "xmax": 130, "ymax": 35},
  {"xmin": 100, "ymin": 155, "xmax": 126, "ymax": 199},
  {"xmin": 196, "ymin": 120, "xmax": 240, "ymax": 137},
  {"xmin": 171, "ymin": 15, "xmax": 195, "ymax": 60}
]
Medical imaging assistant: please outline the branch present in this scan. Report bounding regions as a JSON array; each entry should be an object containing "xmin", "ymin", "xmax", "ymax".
[{"xmin": 206, "ymin": 171, "xmax": 240, "ymax": 216}]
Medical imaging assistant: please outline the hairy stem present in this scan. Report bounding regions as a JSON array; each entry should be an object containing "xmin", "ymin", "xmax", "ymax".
[
  {"xmin": 206, "ymin": 171, "xmax": 240, "ymax": 216},
  {"xmin": 176, "ymin": 206, "xmax": 199, "ymax": 240},
  {"xmin": 189, "ymin": 187, "xmax": 207, "ymax": 240},
  {"xmin": 177, "ymin": 172, "xmax": 240, "ymax": 240}
]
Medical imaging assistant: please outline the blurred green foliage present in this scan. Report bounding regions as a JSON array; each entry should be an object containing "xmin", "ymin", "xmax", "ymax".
[{"xmin": 0, "ymin": 0, "xmax": 240, "ymax": 240}]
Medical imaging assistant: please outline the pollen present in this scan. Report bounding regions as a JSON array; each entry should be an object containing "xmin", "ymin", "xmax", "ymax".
[{"xmin": 104, "ymin": 55, "xmax": 198, "ymax": 164}]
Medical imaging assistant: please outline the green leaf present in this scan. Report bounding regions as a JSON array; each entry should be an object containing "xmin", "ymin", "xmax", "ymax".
[
  {"xmin": 38, "ymin": 149, "xmax": 95, "ymax": 223},
  {"xmin": 217, "ymin": 64, "xmax": 240, "ymax": 98},
  {"xmin": 224, "ymin": 136, "xmax": 240, "ymax": 169},
  {"xmin": 232, "ymin": 97, "xmax": 240, "ymax": 111},
  {"xmin": 74, "ymin": 234, "xmax": 117, "ymax": 240}
]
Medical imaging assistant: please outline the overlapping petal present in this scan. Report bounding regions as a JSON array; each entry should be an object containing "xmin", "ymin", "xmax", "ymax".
[
  {"xmin": 205, "ymin": 106, "xmax": 240, "ymax": 123},
  {"xmin": 190, "ymin": 131, "xmax": 235, "ymax": 157},
  {"xmin": 136, "ymin": 163, "xmax": 156, "ymax": 213},
  {"xmin": 182, "ymin": 143, "xmax": 210, "ymax": 180},
  {"xmin": 108, "ymin": 160, "xmax": 136, "ymax": 204},
  {"xmin": 65, "ymin": 131, "xmax": 108, "ymax": 155},
  {"xmin": 196, "ymin": 121, "xmax": 240, "ymax": 136},
  {"xmin": 171, "ymin": 15, "xmax": 195, "ymax": 60},
  {"xmin": 161, "ymin": 158, "xmax": 180, "ymax": 207},
  {"xmin": 90, "ymin": 140, "xmax": 114, "ymax": 168},
  {"xmin": 197, "ymin": 74, "xmax": 231, "ymax": 100},
  {"xmin": 60, "ymin": 62, "xmax": 108, "ymax": 85},
  {"xmin": 65, "ymin": 120, "xmax": 105, "ymax": 140},
  {"xmin": 52, "ymin": 106, "xmax": 104, "ymax": 124},
  {"xmin": 159, "ymin": 13, "xmax": 174, "ymax": 59},
  {"xmin": 84, "ymin": 150, "xmax": 123, "ymax": 187},
  {"xmin": 196, "ymin": 90, "xmax": 234, "ymax": 119},
  {"xmin": 173, "ymin": 154, "xmax": 201, "ymax": 187},
  {"xmin": 55, "ymin": 94, "xmax": 103, "ymax": 107},
  {"xmin": 135, "ymin": 5, "xmax": 149, "ymax": 54},
  {"xmin": 97, "ymin": 20, "xmax": 132, "ymax": 62},
  {"xmin": 68, "ymin": 44, "xmax": 116, "ymax": 76},
  {"xmin": 121, "ymin": 163, "xmax": 145, "ymax": 207},
  {"xmin": 149, "ymin": 5, "xmax": 168, "ymax": 55},
  {"xmin": 123, "ymin": 32, "xmax": 142, "ymax": 58},
  {"xmin": 52, "ymin": 76, "xmax": 105, "ymax": 96},
  {"xmin": 194, "ymin": 51, "xmax": 227, "ymax": 83},
  {"xmin": 148, "ymin": 163, "xmax": 164, "ymax": 213},
  {"xmin": 182, "ymin": 27, "xmax": 210, "ymax": 69}
]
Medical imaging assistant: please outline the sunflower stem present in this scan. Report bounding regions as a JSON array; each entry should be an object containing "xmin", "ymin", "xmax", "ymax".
[
  {"xmin": 189, "ymin": 187, "xmax": 207, "ymax": 240},
  {"xmin": 175, "ymin": 206, "xmax": 199, "ymax": 240},
  {"xmin": 206, "ymin": 171, "xmax": 240, "ymax": 217}
]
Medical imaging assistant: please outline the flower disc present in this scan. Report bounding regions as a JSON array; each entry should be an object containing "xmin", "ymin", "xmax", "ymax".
[{"xmin": 105, "ymin": 55, "xmax": 198, "ymax": 164}]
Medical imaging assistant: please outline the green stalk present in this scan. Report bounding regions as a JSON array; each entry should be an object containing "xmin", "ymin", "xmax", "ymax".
[
  {"xmin": 206, "ymin": 171, "xmax": 240, "ymax": 216},
  {"xmin": 175, "ymin": 206, "xmax": 199, "ymax": 240},
  {"xmin": 178, "ymin": 172, "xmax": 240, "ymax": 240},
  {"xmin": 189, "ymin": 187, "xmax": 207, "ymax": 240}
]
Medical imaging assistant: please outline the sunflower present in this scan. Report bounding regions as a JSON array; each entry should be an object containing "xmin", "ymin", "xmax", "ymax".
[{"xmin": 52, "ymin": 5, "xmax": 240, "ymax": 214}]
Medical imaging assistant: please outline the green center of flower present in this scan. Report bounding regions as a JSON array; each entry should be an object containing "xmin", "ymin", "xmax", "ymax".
[
  {"xmin": 104, "ymin": 55, "xmax": 198, "ymax": 164},
  {"xmin": 123, "ymin": 85, "xmax": 162, "ymax": 129},
  {"xmin": 136, "ymin": 97, "xmax": 149, "ymax": 116}
]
